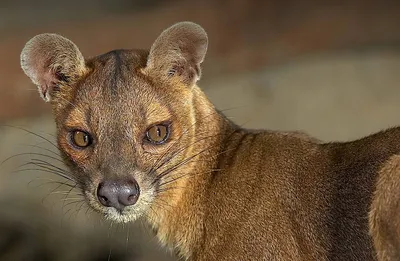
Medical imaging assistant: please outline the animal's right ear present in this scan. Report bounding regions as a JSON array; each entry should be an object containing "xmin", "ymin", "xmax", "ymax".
[
  {"xmin": 20, "ymin": 34, "xmax": 87, "ymax": 102},
  {"xmin": 143, "ymin": 22, "xmax": 208, "ymax": 87}
]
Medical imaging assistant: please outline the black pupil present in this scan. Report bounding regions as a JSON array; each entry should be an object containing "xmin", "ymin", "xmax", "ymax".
[{"xmin": 82, "ymin": 133, "xmax": 88, "ymax": 143}]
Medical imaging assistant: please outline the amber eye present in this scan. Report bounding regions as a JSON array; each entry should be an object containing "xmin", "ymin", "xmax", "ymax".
[
  {"xmin": 146, "ymin": 124, "xmax": 170, "ymax": 144},
  {"xmin": 71, "ymin": 130, "xmax": 92, "ymax": 148}
]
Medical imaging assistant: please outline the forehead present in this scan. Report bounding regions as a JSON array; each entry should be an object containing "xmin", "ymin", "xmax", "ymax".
[
  {"xmin": 82, "ymin": 49, "xmax": 150, "ymax": 101},
  {"xmin": 68, "ymin": 50, "xmax": 172, "ymax": 126}
]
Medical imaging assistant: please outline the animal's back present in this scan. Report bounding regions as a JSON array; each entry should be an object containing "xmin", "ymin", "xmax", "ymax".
[{"xmin": 200, "ymin": 128, "xmax": 400, "ymax": 260}]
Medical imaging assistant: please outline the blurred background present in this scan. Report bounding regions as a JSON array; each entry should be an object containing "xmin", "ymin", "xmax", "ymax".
[{"xmin": 0, "ymin": 0, "xmax": 400, "ymax": 260}]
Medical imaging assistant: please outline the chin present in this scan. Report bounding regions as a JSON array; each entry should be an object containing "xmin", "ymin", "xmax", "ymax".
[{"xmin": 104, "ymin": 208, "xmax": 142, "ymax": 223}]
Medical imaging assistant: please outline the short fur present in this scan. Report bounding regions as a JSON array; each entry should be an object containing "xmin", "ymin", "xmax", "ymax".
[
  {"xmin": 20, "ymin": 21, "xmax": 400, "ymax": 260},
  {"xmin": 370, "ymin": 155, "xmax": 400, "ymax": 260}
]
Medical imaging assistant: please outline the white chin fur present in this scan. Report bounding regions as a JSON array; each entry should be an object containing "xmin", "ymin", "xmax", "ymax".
[
  {"xmin": 101, "ymin": 196, "xmax": 153, "ymax": 223},
  {"xmin": 104, "ymin": 208, "xmax": 140, "ymax": 223}
]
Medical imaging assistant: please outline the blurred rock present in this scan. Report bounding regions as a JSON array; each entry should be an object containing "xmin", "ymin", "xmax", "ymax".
[
  {"xmin": 0, "ymin": 191, "xmax": 134, "ymax": 261},
  {"xmin": 1, "ymin": 0, "xmax": 399, "ymax": 120}
]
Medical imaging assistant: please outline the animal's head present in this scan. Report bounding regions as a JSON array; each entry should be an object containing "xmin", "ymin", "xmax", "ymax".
[{"xmin": 20, "ymin": 22, "xmax": 209, "ymax": 223}]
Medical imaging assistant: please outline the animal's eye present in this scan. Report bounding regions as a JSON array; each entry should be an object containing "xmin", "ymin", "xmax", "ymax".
[
  {"xmin": 71, "ymin": 130, "xmax": 92, "ymax": 148},
  {"xmin": 145, "ymin": 124, "xmax": 170, "ymax": 144}
]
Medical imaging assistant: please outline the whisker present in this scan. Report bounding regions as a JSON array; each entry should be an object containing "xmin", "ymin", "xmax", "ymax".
[
  {"xmin": 27, "ymin": 177, "xmax": 75, "ymax": 187},
  {"xmin": 156, "ymin": 125, "xmax": 241, "ymax": 181},
  {"xmin": 1, "ymin": 152, "xmax": 66, "ymax": 166},
  {"xmin": 62, "ymin": 199, "xmax": 84, "ymax": 209},
  {"xmin": 11, "ymin": 168, "xmax": 70, "ymax": 181},
  {"xmin": 31, "ymin": 158, "xmax": 74, "ymax": 180},
  {"xmin": 158, "ymin": 168, "xmax": 222, "ymax": 188},
  {"xmin": 29, "ymin": 160, "xmax": 72, "ymax": 179},
  {"xmin": 153, "ymin": 143, "xmax": 237, "ymax": 198},
  {"xmin": 60, "ymin": 197, "xmax": 84, "ymax": 201},
  {"xmin": 85, "ymin": 205, "xmax": 93, "ymax": 216},
  {"xmin": 1, "ymin": 125, "xmax": 58, "ymax": 149},
  {"xmin": 31, "ymin": 157, "xmax": 65, "ymax": 167},
  {"xmin": 152, "ymin": 132, "xmax": 225, "ymax": 181},
  {"xmin": 160, "ymin": 142, "xmax": 236, "ymax": 181},
  {"xmin": 62, "ymin": 184, "xmax": 78, "ymax": 210},
  {"xmin": 14, "ymin": 161, "xmax": 74, "ymax": 182},
  {"xmin": 43, "ymin": 178, "xmax": 77, "ymax": 203},
  {"xmin": 72, "ymin": 200, "xmax": 87, "ymax": 221},
  {"xmin": 17, "ymin": 143, "xmax": 60, "ymax": 157},
  {"xmin": 150, "ymin": 197, "xmax": 175, "ymax": 216},
  {"xmin": 61, "ymin": 208, "xmax": 73, "ymax": 225},
  {"xmin": 146, "ymin": 202, "xmax": 162, "ymax": 224},
  {"xmin": 50, "ymin": 191, "xmax": 83, "ymax": 196},
  {"xmin": 154, "ymin": 145, "xmax": 214, "ymax": 183},
  {"xmin": 156, "ymin": 186, "xmax": 186, "ymax": 193},
  {"xmin": 126, "ymin": 223, "xmax": 130, "ymax": 252}
]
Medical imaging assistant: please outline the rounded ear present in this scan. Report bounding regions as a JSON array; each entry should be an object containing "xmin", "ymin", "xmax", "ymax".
[
  {"xmin": 144, "ymin": 21, "xmax": 208, "ymax": 86},
  {"xmin": 20, "ymin": 34, "xmax": 87, "ymax": 102}
]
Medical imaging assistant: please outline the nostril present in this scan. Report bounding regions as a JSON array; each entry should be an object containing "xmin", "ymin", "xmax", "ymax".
[
  {"xmin": 97, "ymin": 182, "xmax": 113, "ymax": 207},
  {"xmin": 128, "ymin": 195, "xmax": 136, "ymax": 202},
  {"xmin": 118, "ymin": 179, "xmax": 140, "ymax": 206},
  {"xmin": 98, "ymin": 195, "xmax": 109, "ymax": 206},
  {"xmin": 96, "ymin": 179, "xmax": 140, "ymax": 209}
]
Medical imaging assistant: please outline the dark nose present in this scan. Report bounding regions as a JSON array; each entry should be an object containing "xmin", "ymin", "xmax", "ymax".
[{"xmin": 97, "ymin": 179, "xmax": 140, "ymax": 211}]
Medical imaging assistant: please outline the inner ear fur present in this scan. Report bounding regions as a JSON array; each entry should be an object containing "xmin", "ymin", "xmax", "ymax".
[
  {"xmin": 20, "ymin": 33, "xmax": 87, "ymax": 102},
  {"xmin": 144, "ymin": 21, "xmax": 208, "ymax": 86}
]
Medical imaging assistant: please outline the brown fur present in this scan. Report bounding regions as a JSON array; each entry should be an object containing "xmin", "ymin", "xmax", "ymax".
[
  {"xmin": 370, "ymin": 155, "xmax": 400, "ymax": 260},
  {"xmin": 20, "ymin": 22, "xmax": 400, "ymax": 260}
]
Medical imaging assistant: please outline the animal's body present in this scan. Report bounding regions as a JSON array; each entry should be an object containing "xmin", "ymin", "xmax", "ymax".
[{"xmin": 20, "ymin": 22, "xmax": 400, "ymax": 260}]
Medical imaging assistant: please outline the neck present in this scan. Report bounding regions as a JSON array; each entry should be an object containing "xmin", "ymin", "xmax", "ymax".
[{"xmin": 145, "ymin": 85, "xmax": 237, "ymax": 259}]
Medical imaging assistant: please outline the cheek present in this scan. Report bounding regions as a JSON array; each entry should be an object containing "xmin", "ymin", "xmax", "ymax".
[
  {"xmin": 57, "ymin": 133, "xmax": 95, "ymax": 180},
  {"xmin": 137, "ymin": 148, "xmax": 168, "ymax": 175},
  {"xmin": 141, "ymin": 141, "xmax": 193, "ymax": 183}
]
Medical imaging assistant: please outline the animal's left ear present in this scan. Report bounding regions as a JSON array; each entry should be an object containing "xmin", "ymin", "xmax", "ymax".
[{"xmin": 144, "ymin": 21, "xmax": 208, "ymax": 86}]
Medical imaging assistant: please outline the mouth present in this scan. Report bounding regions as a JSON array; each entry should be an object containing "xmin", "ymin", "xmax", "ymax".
[{"xmin": 103, "ymin": 206, "xmax": 142, "ymax": 223}]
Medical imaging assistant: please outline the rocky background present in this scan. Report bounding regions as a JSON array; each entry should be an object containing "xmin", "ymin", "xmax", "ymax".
[{"xmin": 0, "ymin": 1, "xmax": 400, "ymax": 260}]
